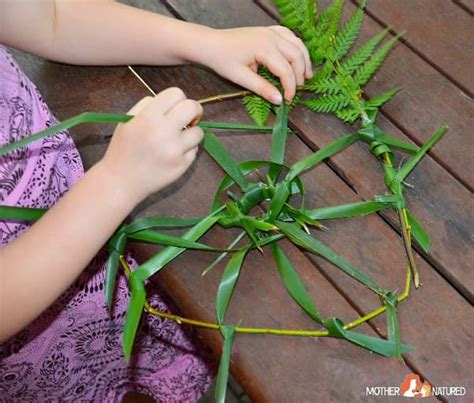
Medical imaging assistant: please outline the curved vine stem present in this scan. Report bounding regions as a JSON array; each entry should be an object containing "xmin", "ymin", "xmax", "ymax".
[{"xmin": 120, "ymin": 256, "xmax": 410, "ymax": 337}]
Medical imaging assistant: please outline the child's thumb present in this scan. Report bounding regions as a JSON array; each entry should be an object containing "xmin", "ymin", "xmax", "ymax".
[{"xmin": 127, "ymin": 96, "xmax": 154, "ymax": 116}]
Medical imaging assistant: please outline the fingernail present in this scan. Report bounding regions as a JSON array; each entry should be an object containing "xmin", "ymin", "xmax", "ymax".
[{"xmin": 272, "ymin": 92, "xmax": 282, "ymax": 105}]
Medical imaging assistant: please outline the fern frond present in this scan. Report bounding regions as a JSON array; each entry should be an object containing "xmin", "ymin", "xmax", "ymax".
[
  {"xmin": 364, "ymin": 87, "xmax": 401, "ymax": 111},
  {"xmin": 273, "ymin": 0, "xmax": 319, "ymax": 58},
  {"xmin": 243, "ymin": 95, "xmax": 272, "ymax": 126},
  {"xmin": 354, "ymin": 34, "xmax": 400, "ymax": 87},
  {"xmin": 339, "ymin": 28, "xmax": 389, "ymax": 75},
  {"xmin": 259, "ymin": 66, "xmax": 280, "ymax": 87},
  {"xmin": 335, "ymin": 107, "xmax": 361, "ymax": 123},
  {"xmin": 305, "ymin": 77, "xmax": 341, "ymax": 95},
  {"xmin": 300, "ymin": 94, "xmax": 351, "ymax": 113},
  {"xmin": 334, "ymin": 0, "xmax": 365, "ymax": 61}
]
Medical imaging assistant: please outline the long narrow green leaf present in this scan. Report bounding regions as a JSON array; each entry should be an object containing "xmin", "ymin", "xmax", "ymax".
[
  {"xmin": 406, "ymin": 210, "xmax": 431, "ymax": 253},
  {"xmin": 133, "ymin": 211, "xmax": 223, "ymax": 280},
  {"xmin": 268, "ymin": 102, "xmax": 289, "ymax": 181},
  {"xmin": 198, "ymin": 121, "xmax": 275, "ymax": 131},
  {"xmin": 216, "ymin": 249, "xmax": 249, "ymax": 325},
  {"xmin": 276, "ymin": 222, "xmax": 386, "ymax": 296},
  {"xmin": 271, "ymin": 243, "xmax": 322, "ymax": 323},
  {"xmin": 125, "ymin": 216, "xmax": 204, "ymax": 233},
  {"xmin": 105, "ymin": 229, "xmax": 127, "ymax": 310},
  {"xmin": 215, "ymin": 325, "xmax": 236, "ymax": 403},
  {"xmin": 123, "ymin": 272, "xmax": 146, "ymax": 361},
  {"xmin": 202, "ymin": 231, "xmax": 247, "ymax": 276},
  {"xmin": 396, "ymin": 124, "xmax": 448, "ymax": 181},
  {"xmin": 0, "ymin": 205, "xmax": 46, "ymax": 221},
  {"xmin": 203, "ymin": 130, "xmax": 251, "ymax": 191},
  {"xmin": 307, "ymin": 199, "xmax": 395, "ymax": 220},
  {"xmin": 268, "ymin": 181, "xmax": 291, "ymax": 221},
  {"xmin": 127, "ymin": 228, "xmax": 236, "ymax": 252},
  {"xmin": 324, "ymin": 317, "xmax": 411, "ymax": 357},
  {"xmin": 0, "ymin": 112, "xmax": 132, "ymax": 156},
  {"xmin": 286, "ymin": 133, "xmax": 360, "ymax": 181},
  {"xmin": 384, "ymin": 293, "xmax": 402, "ymax": 362}
]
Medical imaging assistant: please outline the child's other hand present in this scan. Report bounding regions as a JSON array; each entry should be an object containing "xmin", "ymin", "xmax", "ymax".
[
  {"xmin": 201, "ymin": 26, "xmax": 313, "ymax": 105},
  {"xmin": 100, "ymin": 88, "xmax": 203, "ymax": 201}
]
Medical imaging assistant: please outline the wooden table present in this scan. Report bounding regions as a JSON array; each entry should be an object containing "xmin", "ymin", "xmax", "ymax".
[{"xmin": 11, "ymin": 1, "xmax": 473, "ymax": 401}]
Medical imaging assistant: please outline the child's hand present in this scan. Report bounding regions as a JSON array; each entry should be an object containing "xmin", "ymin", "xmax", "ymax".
[
  {"xmin": 100, "ymin": 87, "xmax": 204, "ymax": 201},
  {"xmin": 199, "ymin": 26, "xmax": 313, "ymax": 105}
]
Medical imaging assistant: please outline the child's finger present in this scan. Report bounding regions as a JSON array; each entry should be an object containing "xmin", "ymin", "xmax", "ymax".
[
  {"xmin": 141, "ymin": 87, "xmax": 187, "ymax": 119},
  {"xmin": 278, "ymin": 40, "xmax": 306, "ymax": 85},
  {"xmin": 233, "ymin": 66, "xmax": 282, "ymax": 104},
  {"xmin": 126, "ymin": 96, "xmax": 154, "ymax": 116},
  {"xmin": 166, "ymin": 99, "xmax": 204, "ymax": 130},
  {"xmin": 181, "ymin": 126, "xmax": 204, "ymax": 153},
  {"xmin": 183, "ymin": 146, "xmax": 199, "ymax": 166},
  {"xmin": 269, "ymin": 26, "xmax": 313, "ymax": 78},
  {"xmin": 259, "ymin": 51, "xmax": 297, "ymax": 102}
]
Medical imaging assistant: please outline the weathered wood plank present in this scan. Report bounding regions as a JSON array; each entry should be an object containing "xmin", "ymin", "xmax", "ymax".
[
  {"xmin": 453, "ymin": 0, "xmax": 474, "ymax": 14},
  {"xmin": 361, "ymin": 0, "xmax": 474, "ymax": 95}
]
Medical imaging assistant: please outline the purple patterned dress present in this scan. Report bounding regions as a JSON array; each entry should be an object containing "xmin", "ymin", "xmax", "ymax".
[{"xmin": 0, "ymin": 46, "xmax": 214, "ymax": 402}]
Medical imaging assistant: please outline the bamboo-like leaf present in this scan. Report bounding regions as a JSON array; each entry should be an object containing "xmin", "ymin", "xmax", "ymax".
[
  {"xmin": 105, "ymin": 229, "xmax": 127, "ymax": 310},
  {"xmin": 133, "ymin": 212, "xmax": 222, "ymax": 280},
  {"xmin": 198, "ymin": 121, "xmax": 274, "ymax": 131},
  {"xmin": 307, "ymin": 199, "xmax": 396, "ymax": 220},
  {"xmin": 202, "ymin": 231, "xmax": 247, "ymax": 276},
  {"xmin": 396, "ymin": 124, "xmax": 448, "ymax": 181},
  {"xmin": 203, "ymin": 130, "xmax": 251, "ymax": 191},
  {"xmin": 216, "ymin": 249, "xmax": 249, "ymax": 325},
  {"xmin": 271, "ymin": 243, "xmax": 323, "ymax": 323},
  {"xmin": 125, "ymin": 216, "xmax": 204, "ymax": 233},
  {"xmin": 324, "ymin": 317, "xmax": 411, "ymax": 357},
  {"xmin": 268, "ymin": 181, "xmax": 291, "ymax": 221},
  {"xmin": 123, "ymin": 271, "xmax": 146, "ymax": 361},
  {"xmin": 0, "ymin": 205, "xmax": 46, "ymax": 221},
  {"xmin": 384, "ymin": 293, "xmax": 402, "ymax": 362},
  {"xmin": 406, "ymin": 210, "xmax": 431, "ymax": 253},
  {"xmin": 287, "ymin": 133, "xmax": 360, "ymax": 181},
  {"xmin": 268, "ymin": 102, "xmax": 289, "ymax": 181},
  {"xmin": 0, "ymin": 112, "xmax": 132, "ymax": 156},
  {"xmin": 276, "ymin": 221, "xmax": 386, "ymax": 296},
  {"xmin": 215, "ymin": 325, "xmax": 236, "ymax": 403}
]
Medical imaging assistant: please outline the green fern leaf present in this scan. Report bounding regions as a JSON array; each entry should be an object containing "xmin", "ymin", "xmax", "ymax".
[
  {"xmin": 335, "ymin": 107, "xmax": 361, "ymax": 123},
  {"xmin": 243, "ymin": 95, "xmax": 272, "ymax": 126},
  {"xmin": 354, "ymin": 34, "xmax": 400, "ymax": 87},
  {"xmin": 305, "ymin": 77, "xmax": 341, "ymax": 95},
  {"xmin": 339, "ymin": 28, "xmax": 389, "ymax": 75},
  {"xmin": 334, "ymin": 0, "xmax": 365, "ymax": 61},
  {"xmin": 364, "ymin": 87, "xmax": 401, "ymax": 111},
  {"xmin": 300, "ymin": 94, "xmax": 351, "ymax": 113}
]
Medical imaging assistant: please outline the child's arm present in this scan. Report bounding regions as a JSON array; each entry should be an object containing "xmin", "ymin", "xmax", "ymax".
[
  {"xmin": 0, "ymin": 89, "xmax": 202, "ymax": 342},
  {"xmin": 0, "ymin": 0, "xmax": 312, "ymax": 103}
]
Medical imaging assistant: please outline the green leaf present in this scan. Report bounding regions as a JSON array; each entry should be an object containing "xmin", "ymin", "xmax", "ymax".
[
  {"xmin": 123, "ymin": 271, "xmax": 146, "ymax": 361},
  {"xmin": 0, "ymin": 112, "xmax": 132, "ymax": 156},
  {"xmin": 133, "ymin": 211, "xmax": 222, "ymax": 280},
  {"xmin": 105, "ymin": 229, "xmax": 127, "ymax": 310},
  {"xmin": 268, "ymin": 181, "xmax": 291, "ymax": 221},
  {"xmin": 396, "ymin": 124, "xmax": 448, "ymax": 182},
  {"xmin": 340, "ymin": 29, "xmax": 389, "ymax": 75},
  {"xmin": 202, "ymin": 231, "xmax": 247, "ymax": 276},
  {"xmin": 198, "ymin": 121, "xmax": 274, "ymax": 132},
  {"xmin": 324, "ymin": 317, "xmax": 411, "ymax": 357},
  {"xmin": 276, "ymin": 221, "xmax": 386, "ymax": 296},
  {"xmin": 406, "ymin": 210, "xmax": 431, "ymax": 253},
  {"xmin": 307, "ymin": 199, "xmax": 395, "ymax": 220},
  {"xmin": 364, "ymin": 88, "xmax": 401, "ymax": 112},
  {"xmin": 334, "ymin": 0, "xmax": 365, "ymax": 61},
  {"xmin": 286, "ymin": 132, "xmax": 360, "ymax": 181},
  {"xmin": 0, "ymin": 205, "xmax": 46, "ymax": 221},
  {"xmin": 203, "ymin": 130, "xmax": 251, "ymax": 192},
  {"xmin": 125, "ymin": 216, "xmax": 204, "ymax": 233},
  {"xmin": 301, "ymin": 95, "xmax": 351, "ymax": 114},
  {"xmin": 216, "ymin": 249, "xmax": 249, "ymax": 325},
  {"xmin": 354, "ymin": 33, "xmax": 401, "ymax": 87},
  {"xmin": 271, "ymin": 243, "xmax": 323, "ymax": 323},
  {"xmin": 384, "ymin": 293, "xmax": 402, "ymax": 362},
  {"xmin": 335, "ymin": 107, "xmax": 362, "ymax": 124},
  {"xmin": 215, "ymin": 325, "xmax": 236, "ymax": 403},
  {"xmin": 243, "ymin": 95, "xmax": 272, "ymax": 126},
  {"xmin": 268, "ymin": 102, "xmax": 289, "ymax": 181}
]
